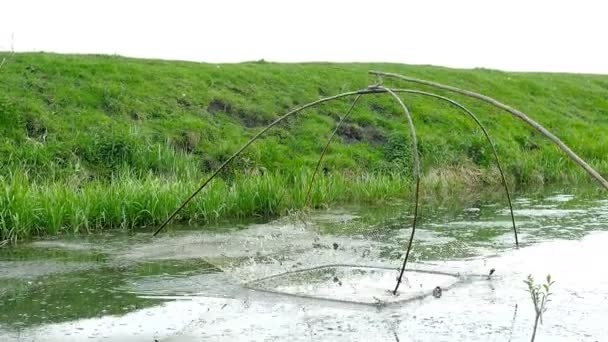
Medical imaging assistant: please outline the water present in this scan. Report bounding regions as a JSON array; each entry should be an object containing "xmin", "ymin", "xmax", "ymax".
[{"xmin": 0, "ymin": 191, "xmax": 607, "ymax": 341}]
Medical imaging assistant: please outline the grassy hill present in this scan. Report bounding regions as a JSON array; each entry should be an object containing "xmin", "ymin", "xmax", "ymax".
[{"xmin": 1, "ymin": 52, "xmax": 607, "ymax": 240}]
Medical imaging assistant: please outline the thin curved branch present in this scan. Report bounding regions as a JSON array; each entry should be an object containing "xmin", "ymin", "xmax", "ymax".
[
  {"xmin": 378, "ymin": 86, "xmax": 421, "ymax": 295},
  {"xmin": 369, "ymin": 71, "xmax": 608, "ymax": 191},
  {"xmin": 388, "ymin": 89, "xmax": 518, "ymax": 247},
  {"xmin": 153, "ymin": 89, "xmax": 379, "ymax": 236},
  {"xmin": 304, "ymin": 95, "xmax": 362, "ymax": 207},
  {"xmin": 381, "ymin": 88, "xmax": 421, "ymax": 178}
]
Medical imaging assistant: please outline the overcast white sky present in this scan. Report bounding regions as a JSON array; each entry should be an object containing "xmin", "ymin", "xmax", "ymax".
[{"xmin": 1, "ymin": 0, "xmax": 607, "ymax": 74}]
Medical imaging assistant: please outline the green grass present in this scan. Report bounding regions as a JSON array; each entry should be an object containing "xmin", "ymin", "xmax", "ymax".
[
  {"xmin": 0, "ymin": 52, "xmax": 607, "ymax": 240},
  {"xmin": 0, "ymin": 169, "xmax": 411, "ymax": 241}
]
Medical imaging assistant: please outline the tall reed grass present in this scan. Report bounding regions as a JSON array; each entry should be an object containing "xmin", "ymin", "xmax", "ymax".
[
  {"xmin": 0, "ymin": 170, "xmax": 412, "ymax": 242},
  {"xmin": 1, "ymin": 156, "xmax": 597, "ymax": 243}
]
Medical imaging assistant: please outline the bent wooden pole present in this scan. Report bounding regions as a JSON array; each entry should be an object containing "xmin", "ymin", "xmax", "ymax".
[
  {"xmin": 153, "ymin": 89, "xmax": 378, "ymax": 236},
  {"xmin": 369, "ymin": 71, "xmax": 608, "ymax": 191},
  {"xmin": 378, "ymin": 86, "xmax": 422, "ymax": 295},
  {"xmin": 390, "ymin": 89, "xmax": 518, "ymax": 247},
  {"xmin": 304, "ymin": 95, "xmax": 362, "ymax": 207}
]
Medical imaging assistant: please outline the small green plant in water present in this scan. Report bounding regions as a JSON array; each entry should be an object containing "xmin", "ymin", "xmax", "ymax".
[{"xmin": 524, "ymin": 274, "xmax": 555, "ymax": 342}]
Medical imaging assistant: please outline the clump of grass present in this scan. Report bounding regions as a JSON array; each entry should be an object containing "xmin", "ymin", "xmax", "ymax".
[{"xmin": 524, "ymin": 274, "xmax": 555, "ymax": 342}]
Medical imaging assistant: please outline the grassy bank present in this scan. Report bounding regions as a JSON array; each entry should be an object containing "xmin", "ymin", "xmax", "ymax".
[{"xmin": 1, "ymin": 52, "xmax": 607, "ymax": 240}]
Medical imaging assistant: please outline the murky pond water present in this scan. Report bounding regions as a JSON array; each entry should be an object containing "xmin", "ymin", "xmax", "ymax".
[{"xmin": 1, "ymin": 190, "xmax": 607, "ymax": 341}]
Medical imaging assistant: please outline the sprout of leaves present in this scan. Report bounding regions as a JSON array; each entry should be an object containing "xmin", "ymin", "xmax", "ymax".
[{"xmin": 524, "ymin": 274, "xmax": 555, "ymax": 342}]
